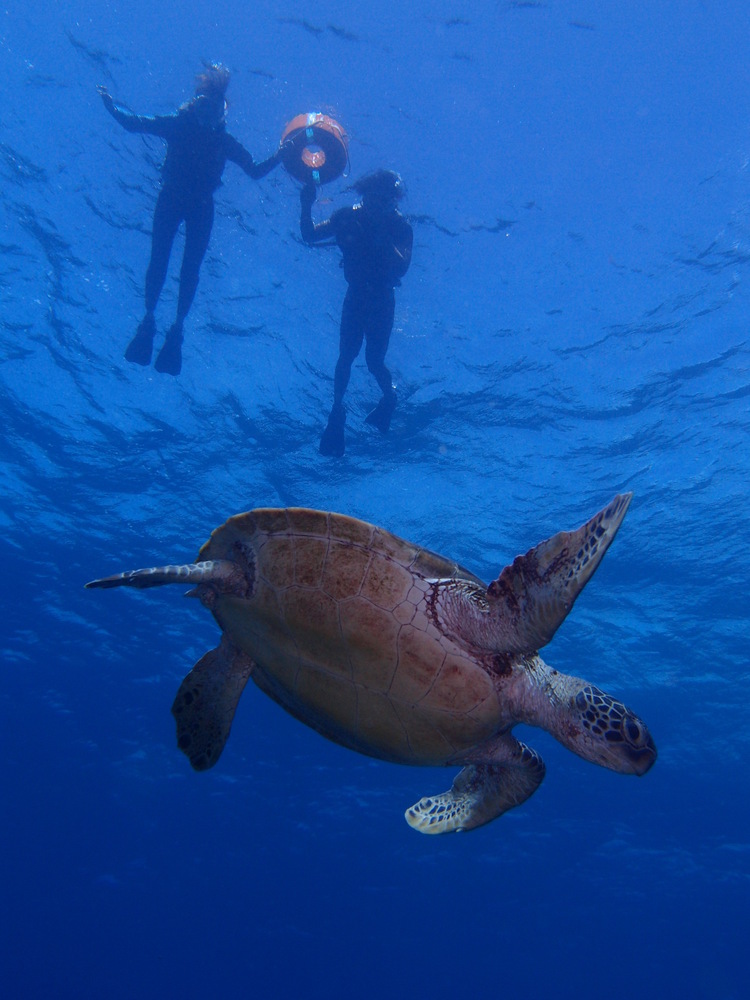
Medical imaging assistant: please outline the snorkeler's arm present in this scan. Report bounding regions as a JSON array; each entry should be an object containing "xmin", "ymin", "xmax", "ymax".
[
  {"xmin": 226, "ymin": 135, "xmax": 287, "ymax": 179},
  {"xmin": 300, "ymin": 183, "xmax": 337, "ymax": 245},
  {"xmin": 392, "ymin": 219, "xmax": 414, "ymax": 280},
  {"xmin": 97, "ymin": 87, "xmax": 178, "ymax": 138},
  {"xmin": 227, "ymin": 136, "xmax": 295, "ymax": 180}
]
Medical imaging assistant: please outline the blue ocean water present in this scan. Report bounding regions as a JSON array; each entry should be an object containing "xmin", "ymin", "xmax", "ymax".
[{"xmin": 2, "ymin": 2, "xmax": 749, "ymax": 997}]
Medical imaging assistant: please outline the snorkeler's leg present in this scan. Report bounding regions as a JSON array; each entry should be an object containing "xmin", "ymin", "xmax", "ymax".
[
  {"xmin": 156, "ymin": 197, "xmax": 214, "ymax": 376},
  {"xmin": 319, "ymin": 290, "xmax": 363, "ymax": 457},
  {"xmin": 332, "ymin": 289, "xmax": 365, "ymax": 404},
  {"xmin": 126, "ymin": 192, "xmax": 180, "ymax": 366},
  {"xmin": 174, "ymin": 196, "xmax": 214, "ymax": 325},
  {"xmin": 364, "ymin": 291, "xmax": 397, "ymax": 433},
  {"xmin": 145, "ymin": 192, "xmax": 182, "ymax": 312}
]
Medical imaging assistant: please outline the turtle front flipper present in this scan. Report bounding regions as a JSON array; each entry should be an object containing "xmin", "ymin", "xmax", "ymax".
[
  {"xmin": 171, "ymin": 636, "xmax": 254, "ymax": 771},
  {"xmin": 485, "ymin": 492, "xmax": 632, "ymax": 654},
  {"xmin": 405, "ymin": 742, "xmax": 545, "ymax": 834}
]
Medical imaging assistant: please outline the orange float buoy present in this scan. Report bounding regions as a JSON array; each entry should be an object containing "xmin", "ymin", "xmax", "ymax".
[{"xmin": 280, "ymin": 112, "xmax": 349, "ymax": 185}]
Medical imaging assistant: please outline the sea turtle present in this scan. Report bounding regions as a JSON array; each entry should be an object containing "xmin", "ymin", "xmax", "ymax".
[{"xmin": 86, "ymin": 492, "xmax": 656, "ymax": 834}]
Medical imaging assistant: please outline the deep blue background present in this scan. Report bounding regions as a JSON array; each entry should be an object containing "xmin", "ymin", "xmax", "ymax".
[{"xmin": 2, "ymin": 2, "xmax": 749, "ymax": 998}]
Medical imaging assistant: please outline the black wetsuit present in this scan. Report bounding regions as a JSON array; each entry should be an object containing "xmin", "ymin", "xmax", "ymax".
[
  {"xmin": 301, "ymin": 202, "xmax": 413, "ymax": 406},
  {"xmin": 105, "ymin": 99, "xmax": 279, "ymax": 324}
]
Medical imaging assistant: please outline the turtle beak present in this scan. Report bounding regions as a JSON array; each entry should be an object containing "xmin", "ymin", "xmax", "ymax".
[{"xmin": 623, "ymin": 730, "xmax": 657, "ymax": 775}]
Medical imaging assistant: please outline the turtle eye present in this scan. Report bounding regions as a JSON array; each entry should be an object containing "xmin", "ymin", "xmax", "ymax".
[{"xmin": 624, "ymin": 717, "xmax": 643, "ymax": 744}]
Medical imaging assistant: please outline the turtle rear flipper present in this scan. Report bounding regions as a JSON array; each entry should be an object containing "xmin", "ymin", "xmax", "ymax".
[
  {"xmin": 405, "ymin": 743, "xmax": 545, "ymax": 834},
  {"xmin": 171, "ymin": 637, "xmax": 254, "ymax": 771}
]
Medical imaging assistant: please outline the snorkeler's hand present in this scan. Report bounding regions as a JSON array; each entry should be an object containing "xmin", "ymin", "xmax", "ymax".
[
  {"xmin": 277, "ymin": 138, "xmax": 295, "ymax": 162},
  {"xmin": 97, "ymin": 85, "xmax": 114, "ymax": 111}
]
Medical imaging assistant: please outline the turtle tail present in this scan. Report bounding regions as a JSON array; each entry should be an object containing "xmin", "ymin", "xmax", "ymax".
[{"xmin": 85, "ymin": 559, "xmax": 243, "ymax": 592}]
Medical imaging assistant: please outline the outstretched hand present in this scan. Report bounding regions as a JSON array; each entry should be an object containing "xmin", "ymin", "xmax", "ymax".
[{"xmin": 97, "ymin": 84, "xmax": 114, "ymax": 110}]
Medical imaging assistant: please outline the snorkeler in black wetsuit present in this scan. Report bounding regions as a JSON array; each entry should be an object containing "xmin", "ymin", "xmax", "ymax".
[
  {"xmin": 300, "ymin": 169, "xmax": 413, "ymax": 456},
  {"xmin": 98, "ymin": 64, "xmax": 285, "ymax": 375}
]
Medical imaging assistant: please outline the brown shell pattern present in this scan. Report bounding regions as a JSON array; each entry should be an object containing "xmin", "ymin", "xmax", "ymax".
[{"xmin": 200, "ymin": 509, "xmax": 500, "ymax": 766}]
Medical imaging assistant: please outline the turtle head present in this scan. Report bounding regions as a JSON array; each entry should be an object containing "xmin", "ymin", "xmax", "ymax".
[{"xmin": 560, "ymin": 682, "xmax": 656, "ymax": 775}]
